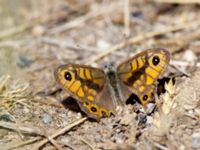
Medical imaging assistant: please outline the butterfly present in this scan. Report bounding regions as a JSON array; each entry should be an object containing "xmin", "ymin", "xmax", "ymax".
[{"xmin": 54, "ymin": 48, "xmax": 170, "ymax": 120}]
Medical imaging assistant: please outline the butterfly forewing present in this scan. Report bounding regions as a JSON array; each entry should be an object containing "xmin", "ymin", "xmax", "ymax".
[
  {"xmin": 54, "ymin": 64, "xmax": 116, "ymax": 119},
  {"xmin": 117, "ymin": 48, "xmax": 170, "ymax": 105}
]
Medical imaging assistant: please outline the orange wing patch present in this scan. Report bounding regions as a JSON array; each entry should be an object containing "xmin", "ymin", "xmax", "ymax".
[
  {"xmin": 54, "ymin": 64, "xmax": 116, "ymax": 120},
  {"xmin": 83, "ymin": 101, "xmax": 115, "ymax": 119},
  {"xmin": 54, "ymin": 64, "xmax": 105, "ymax": 102},
  {"xmin": 117, "ymin": 48, "xmax": 170, "ymax": 106}
]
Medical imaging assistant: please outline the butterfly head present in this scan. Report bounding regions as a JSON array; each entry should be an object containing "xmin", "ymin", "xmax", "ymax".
[{"xmin": 104, "ymin": 62, "xmax": 118, "ymax": 80}]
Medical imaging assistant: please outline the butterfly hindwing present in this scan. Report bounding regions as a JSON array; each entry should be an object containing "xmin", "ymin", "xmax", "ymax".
[
  {"xmin": 117, "ymin": 48, "xmax": 170, "ymax": 106},
  {"xmin": 54, "ymin": 64, "xmax": 116, "ymax": 119}
]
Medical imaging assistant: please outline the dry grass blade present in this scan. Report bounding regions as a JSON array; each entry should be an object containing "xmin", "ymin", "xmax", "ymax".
[
  {"xmin": 0, "ymin": 75, "xmax": 10, "ymax": 92},
  {"xmin": 2, "ymin": 1, "xmax": 200, "ymax": 149},
  {"xmin": 161, "ymin": 79, "xmax": 176, "ymax": 115},
  {"xmin": 149, "ymin": 78, "xmax": 176, "ymax": 141},
  {"xmin": 0, "ymin": 75, "xmax": 30, "ymax": 111},
  {"xmin": 32, "ymin": 117, "xmax": 87, "ymax": 150},
  {"xmin": 150, "ymin": 69, "xmax": 200, "ymax": 145}
]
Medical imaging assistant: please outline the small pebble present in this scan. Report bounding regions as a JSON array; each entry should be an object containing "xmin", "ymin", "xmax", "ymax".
[
  {"xmin": 76, "ymin": 113, "xmax": 82, "ymax": 119},
  {"xmin": 182, "ymin": 50, "xmax": 197, "ymax": 63},
  {"xmin": 115, "ymin": 137, "xmax": 124, "ymax": 144},
  {"xmin": 32, "ymin": 25, "xmax": 45, "ymax": 36},
  {"xmin": 120, "ymin": 113, "xmax": 136, "ymax": 125},
  {"xmin": 60, "ymin": 136, "xmax": 70, "ymax": 144},
  {"xmin": 0, "ymin": 129, "xmax": 8, "ymax": 138},
  {"xmin": 116, "ymin": 129, "xmax": 121, "ymax": 133},
  {"xmin": 191, "ymin": 120, "xmax": 198, "ymax": 126},
  {"xmin": 42, "ymin": 113, "xmax": 53, "ymax": 124},
  {"xmin": 23, "ymin": 107, "xmax": 30, "ymax": 113},
  {"xmin": 17, "ymin": 54, "xmax": 33, "ymax": 68},
  {"xmin": 192, "ymin": 132, "xmax": 200, "ymax": 148},
  {"xmin": 0, "ymin": 113, "xmax": 14, "ymax": 122},
  {"xmin": 97, "ymin": 39, "xmax": 111, "ymax": 50},
  {"xmin": 179, "ymin": 145, "xmax": 185, "ymax": 150}
]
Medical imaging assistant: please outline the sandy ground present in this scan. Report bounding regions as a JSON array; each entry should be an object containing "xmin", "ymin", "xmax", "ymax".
[{"xmin": 0, "ymin": 0, "xmax": 200, "ymax": 149}]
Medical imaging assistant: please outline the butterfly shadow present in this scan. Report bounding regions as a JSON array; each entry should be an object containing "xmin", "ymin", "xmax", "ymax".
[
  {"xmin": 61, "ymin": 96, "xmax": 97, "ymax": 121},
  {"xmin": 61, "ymin": 96, "xmax": 82, "ymax": 112}
]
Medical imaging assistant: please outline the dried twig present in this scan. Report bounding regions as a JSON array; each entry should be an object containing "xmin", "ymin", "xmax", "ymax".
[
  {"xmin": 0, "ymin": 118, "xmax": 87, "ymax": 150},
  {"xmin": 0, "ymin": 3, "xmax": 89, "ymax": 40},
  {"xmin": 0, "ymin": 40, "xmax": 21, "ymax": 48},
  {"xmin": 124, "ymin": 0, "xmax": 130, "ymax": 36},
  {"xmin": 46, "ymin": 136, "xmax": 63, "ymax": 150},
  {"xmin": 59, "ymin": 140, "xmax": 78, "ymax": 150},
  {"xmin": 41, "ymin": 37, "xmax": 99, "ymax": 52},
  {"xmin": 49, "ymin": 1, "xmax": 124, "ymax": 34},
  {"xmin": 0, "ymin": 121, "xmax": 45, "ymax": 136},
  {"xmin": 32, "ymin": 117, "xmax": 87, "ymax": 150},
  {"xmin": 0, "ymin": 23, "xmax": 31, "ymax": 40},
  {"xmin": 6, "ymin": 137, "xmax": 42, "ymax": 149},
  {"xmin": 32, "ymin": 98, "xmax": 64, "ymax": 108},
  {"xmin": 170, "ymin": 60, "xmax": 200, "ymax": 67},
  {"xmin": 154, "ymin": 0, "xmax": 200, "ymax": 4},
  {"xmin": 80, "ymin": 138, "xmax": 95, "ymax": 150},
  {"xmin": 154, "ymin": 142, "xmax": 170, "ymax": 150},
  {"xmin": 87, "ymin": 20, "xmax": 200, "ymax": 64},
  {"xmin": 155, "ymin": 28, "xmax": 200, "ymax": 53}
]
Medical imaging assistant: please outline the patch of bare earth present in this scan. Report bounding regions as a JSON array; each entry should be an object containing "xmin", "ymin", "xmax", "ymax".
[{"xmin": 1, "ymin": 0, "xmax": 200, "ymax": 149}]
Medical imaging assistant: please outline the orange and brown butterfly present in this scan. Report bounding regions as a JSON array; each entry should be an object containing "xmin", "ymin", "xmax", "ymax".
[{"xmin": 54, "ymin": 48, "xmax": 170, "ymax": 120}]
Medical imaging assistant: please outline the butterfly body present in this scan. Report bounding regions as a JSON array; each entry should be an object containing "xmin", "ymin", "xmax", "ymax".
[
  {"xmin": 55, "ymin": 48, "xmax": 170, "ymax": 120},
  {"xmin": 104, "ymin": 64, "xmax": 125, "ymax": 106}
]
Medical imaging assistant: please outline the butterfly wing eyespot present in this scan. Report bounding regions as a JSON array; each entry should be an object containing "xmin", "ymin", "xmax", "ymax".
[
  {"xmin": 54, "ymin": 64, "xmax": 116, "ymax": 120},
  {"xmin": 64, "ymin": 71, "xmax": 72, "ymax": 81},
  {"xmin": 152, "ymin": 55, "xmax": 160, "ymax": 66},
  {"xmin": 139, "ymin": 89, "xmax": 154, "ymax": 106},
  {"xmin": 142, "ymin": 95, "xmax": 148, "ymax": 101},
  {"xmin": 91, "ymin": 106, "xmax": 97, "ymax": 113},
  {"xmin": 117, "ymin": 48, "xmax": 170, "ymax": 106},
  {"xmin": 81, "ymin": 101, "xmax": 115, "ymax": 119}
]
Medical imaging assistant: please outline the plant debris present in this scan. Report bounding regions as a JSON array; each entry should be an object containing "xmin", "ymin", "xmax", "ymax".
[{"xmin": 0, "ymin": 0, "xmax": 200, "ymax": 149}]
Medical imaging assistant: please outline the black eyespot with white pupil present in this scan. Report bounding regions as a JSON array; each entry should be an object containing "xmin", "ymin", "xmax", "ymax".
[
  {"xmin": 143, "ymin": 95, "xmax": 148, "ymax": 101},
  {"xmin": 64, "ymin": 71, "xmax": 72, "ymax": 81},
  {"xmin": 91, "ymin": 107, "xmax": 97, "ymax": 112},
  {"xmin": 152, "ymin": 56, "xmax": 160, "ymax": 66}
]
